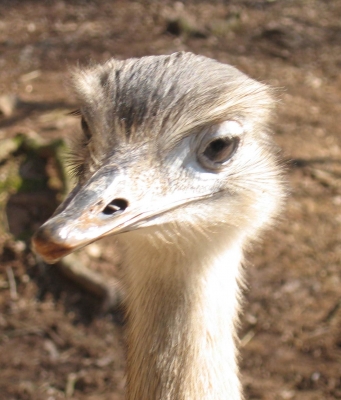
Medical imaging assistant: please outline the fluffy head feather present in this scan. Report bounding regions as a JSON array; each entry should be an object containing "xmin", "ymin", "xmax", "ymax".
[{"xmin": 69, "ymin": 53, "xmax": 273, "ymax": 166}]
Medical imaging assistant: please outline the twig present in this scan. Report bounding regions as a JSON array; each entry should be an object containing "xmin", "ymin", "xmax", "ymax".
[
  {"xmin": 323, "ymin": 299, "xmax": 341, "ymax": 322},
  {"xmin": 65, "ymin": 372, "xmax": 78, "ymax": 398},
  {"xmin": 6, "ymin": 266, "xmax": 17, "ymax": 300},
  {"xmin": 58, "ymin": 253, "xmax": 125, "ymax": 312},
  {"xmin": 240, "ymin": 329, "xmax": 255, "ymax": 347}
]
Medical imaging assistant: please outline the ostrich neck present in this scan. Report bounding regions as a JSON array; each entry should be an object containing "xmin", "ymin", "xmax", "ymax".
[{"xmin": 120, "ymin": 229, "xmax": 244, "ymax": 400}]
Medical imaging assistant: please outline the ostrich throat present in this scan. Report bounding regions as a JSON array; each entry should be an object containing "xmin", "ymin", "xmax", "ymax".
[{"xmin": 121, "ymin": 227, "xmax": 243, "ymax": 400}]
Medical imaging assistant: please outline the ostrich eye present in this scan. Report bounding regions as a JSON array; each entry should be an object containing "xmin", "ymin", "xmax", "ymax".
[
  {"xmin": 81, "ymin": 117, "xmax": 92, "ymax": 140},
  {"xmin": 204, "ymin": 137, "xmax": 237, "ymax": 163},
  {"xmin": 197, "ymin": 121, "xmax": 243, "ymax": 170},
  {"xmin": 199, "ymin": 136, "xmax": 239, "ymax": 170}
]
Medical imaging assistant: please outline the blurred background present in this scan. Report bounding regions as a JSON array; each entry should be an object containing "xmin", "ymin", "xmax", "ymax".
[{"xmin": 0, "ymin": 1, "xmax": 341, "ymax": 399}]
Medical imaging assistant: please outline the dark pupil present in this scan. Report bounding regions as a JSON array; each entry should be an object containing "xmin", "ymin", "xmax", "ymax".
[
  {"xmin": 204, "ymin": 138, "xmax": 234, "ymax": 163},
  {"xmin": 210, "ymin": 139, "xmax": 226, "ymax": 153}
]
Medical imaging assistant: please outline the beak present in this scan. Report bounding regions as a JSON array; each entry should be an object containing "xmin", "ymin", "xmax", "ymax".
[
  {"xmin": 32, "ymin": 164, "xmax": 208, "ymax": 264},
  {"xmin": 32, "ymin": 165, "xmax": 146, "ymax": 263}
]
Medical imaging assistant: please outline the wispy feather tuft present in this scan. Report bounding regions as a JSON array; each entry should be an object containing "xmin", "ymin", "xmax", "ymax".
[{"xmin": 65, "ymin": 111, "xmax": 90, "ymax": 180}]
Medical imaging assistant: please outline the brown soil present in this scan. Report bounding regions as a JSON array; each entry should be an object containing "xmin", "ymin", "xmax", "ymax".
[{"xmin": 1, "ymin": 1, "xmax": 341, "ymax": 399}]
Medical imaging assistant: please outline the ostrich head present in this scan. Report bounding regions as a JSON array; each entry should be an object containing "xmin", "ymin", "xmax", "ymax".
[
  {"xmin": 32, "ymin": 52, "xmax": 283, "ymax": 262},
  {"xmin": 32, "ymin": 52, "xmax": 284, "ymax": 400}
]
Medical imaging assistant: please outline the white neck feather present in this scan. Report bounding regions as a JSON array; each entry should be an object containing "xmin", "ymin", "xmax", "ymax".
[{"xmin": 118, "ymin": 226, "xmax": 245, "ymax": 400}]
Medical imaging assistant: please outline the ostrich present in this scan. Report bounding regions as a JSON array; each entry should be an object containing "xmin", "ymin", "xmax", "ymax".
[{"xmin": 32, "ymin": 52, "xmax": 284, "ymax": 400}]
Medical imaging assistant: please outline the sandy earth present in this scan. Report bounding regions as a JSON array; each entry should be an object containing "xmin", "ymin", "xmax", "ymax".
[{"xmin": 0, "ymin": 1, "xmax": 341, "ymax": 399}]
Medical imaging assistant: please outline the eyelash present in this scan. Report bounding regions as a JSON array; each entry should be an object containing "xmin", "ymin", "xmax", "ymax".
[{"xmin": 81, "ymin": 117, "xmax": 92, "ymax": 141}]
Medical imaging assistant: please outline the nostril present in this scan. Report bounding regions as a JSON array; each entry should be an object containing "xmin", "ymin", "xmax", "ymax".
[{"xmin": 102, "ymin": 198, "xmax": 129, "ymax": 216}]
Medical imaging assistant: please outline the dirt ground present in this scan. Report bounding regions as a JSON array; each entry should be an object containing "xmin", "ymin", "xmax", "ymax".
[{"xmin": 0, "ymin": 1, "xmax": 341, "ymax": 399}]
